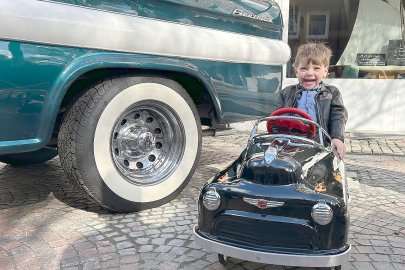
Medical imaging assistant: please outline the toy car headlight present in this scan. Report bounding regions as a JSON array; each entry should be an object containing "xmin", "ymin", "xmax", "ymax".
[
  {"xmin": 311, "ymin": 200, "xmax": 333, "ymax": 225},
  {"xmin": 203, "ymin": 188, "xmax": 221, "ymax": 211}
]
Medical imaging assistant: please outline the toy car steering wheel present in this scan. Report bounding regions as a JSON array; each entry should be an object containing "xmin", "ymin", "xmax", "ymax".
[{"xmin": 267, "ymin": 107, "xmax": 316, "ymax": 138}]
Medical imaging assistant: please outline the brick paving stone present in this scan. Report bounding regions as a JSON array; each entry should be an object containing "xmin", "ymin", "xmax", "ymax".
[
  {"xmin": 393, "ymin": 248, "xmax": 405, "ymax": 255},
  {"xmin": 352, "ymin": 253, "xmax": 372, "ymax": 262},
  {"xmin": 119, "ymin": 254, "xmax": 140, "ymax": 264},
  {"xmin": 97, "ymin": 245, "xmax": 116, "ymax": 254},
  {"xmin": 371, "ymin": 240, "xmax": 391, "ymax": 247},
  {"xmin": 393, "ymin": 263, "xmax": 405, "ymax": 270},
  {"xmin": 370, "ymin": 254, "xmax": 393, "ymax": 262},
  {"xmin": 374, "ymin": 246, "xmax": 394, "ymax": 255},
  {"xmin": 372, "ymin": 262, "xmax": 396, "ymax": 270},
  {"xmin": 353, "ymin": 262, "xmax": 377, "ymax": 270},
  {"xmin": 117, "ymin": 248, "xmax": 137, "ymax": 256},
  {"xmin": 154, "ymin": 245, "xmax": 172, "ymax": 253},
  {"xmin": 391, "ymin": 242, "xmax": 405, "ymax": 248},
  {"xmin": 115, "ymin": 241, "xmax": 134, "ymax": 250},
  {"xmin": 357, "ymin": 246, "xmax": 376, "ymax": 253},
  {"xmin": 120, "ymin": 263, "xmax": 141, "ymax": 270},
  {"xmin": 167, "ymin": 239, "xmax": 185, "ymax": 247}
]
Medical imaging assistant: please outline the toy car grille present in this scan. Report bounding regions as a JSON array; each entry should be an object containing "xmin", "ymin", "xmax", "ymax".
[{"xmin": 215, "ymin": 218, "xmax": 318, "ymax": 250}]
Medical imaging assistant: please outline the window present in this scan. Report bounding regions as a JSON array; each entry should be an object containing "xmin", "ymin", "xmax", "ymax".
[
  {"xmin": 306, "ymin": 12, "xmax": 329, "ymax": 39},
  {"xmin": 287, "ymin": 0, "xmax": 404, "ymax": 80}
]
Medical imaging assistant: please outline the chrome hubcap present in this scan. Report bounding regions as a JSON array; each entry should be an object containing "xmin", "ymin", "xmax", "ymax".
[{"xmin": 111, "ymin": 101, "xmax": 184, "ymax": 185}]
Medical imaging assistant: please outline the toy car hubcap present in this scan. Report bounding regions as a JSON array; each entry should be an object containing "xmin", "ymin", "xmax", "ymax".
[{"xmin": 110, "ymin": 101, "xmax": 185, "ymax": 185}]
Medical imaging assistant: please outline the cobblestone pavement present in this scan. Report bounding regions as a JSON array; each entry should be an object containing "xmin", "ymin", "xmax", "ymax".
[{"xmin": 0, "ymin": 133, "xmax": 404, "ymax": 270}]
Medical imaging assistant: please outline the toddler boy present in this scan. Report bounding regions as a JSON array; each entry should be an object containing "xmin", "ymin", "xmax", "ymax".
[{"xmin": 278, "ymin": 42, "xmax": 348, "ymax": 159}]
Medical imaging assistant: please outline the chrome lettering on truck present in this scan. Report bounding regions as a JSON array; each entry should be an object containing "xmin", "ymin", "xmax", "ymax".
[{"xmin": 232, "ymin": 9, "xmax": 273, "ymax": 23}]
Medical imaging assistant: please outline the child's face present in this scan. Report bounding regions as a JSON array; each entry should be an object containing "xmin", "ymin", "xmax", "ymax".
[{"xmin": 295, "ymin": 58, "xmax": 328, "ymax": 89}]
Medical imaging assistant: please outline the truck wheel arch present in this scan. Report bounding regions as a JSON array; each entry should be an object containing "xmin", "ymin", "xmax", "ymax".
[{"xmin": 55, "ymin": 66, "xmax": 221, "ymax": 136}]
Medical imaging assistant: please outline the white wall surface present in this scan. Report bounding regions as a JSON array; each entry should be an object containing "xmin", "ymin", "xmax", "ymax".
[{"xmin": 283, "ymin": 78, "xmax": 405, "ymax": 133}]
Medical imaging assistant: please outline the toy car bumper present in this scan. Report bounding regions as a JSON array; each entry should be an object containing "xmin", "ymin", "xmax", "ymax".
[{"xmin": 193, "ymin": 225, "xmax": 351, "ymax": 267}]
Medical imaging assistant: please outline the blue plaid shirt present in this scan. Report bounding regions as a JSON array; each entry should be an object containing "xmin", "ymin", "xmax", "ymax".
[{"xmin": 297, "ymin": 86, "xmax": 320, "ymax": 123}]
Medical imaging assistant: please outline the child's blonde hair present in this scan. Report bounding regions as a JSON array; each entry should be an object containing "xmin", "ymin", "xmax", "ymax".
[{"xmin": 294, "ymin": 42, "xmax": 332, "ymax": 68}]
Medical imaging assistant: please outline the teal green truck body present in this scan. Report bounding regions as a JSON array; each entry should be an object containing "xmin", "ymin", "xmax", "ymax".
[{"xmin": 0, "ymin": 0, "xmax": 290, "ymax": 211}]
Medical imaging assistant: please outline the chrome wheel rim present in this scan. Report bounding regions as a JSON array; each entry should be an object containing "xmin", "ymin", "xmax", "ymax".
[{"xmin": 111, "ymin": 101, "xmax": 185, "ymax": 185}]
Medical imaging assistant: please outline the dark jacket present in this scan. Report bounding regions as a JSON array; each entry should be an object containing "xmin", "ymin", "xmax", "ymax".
[{"xmin": 277, "ymin": 83, "xmax": 348, "ymax": 141}]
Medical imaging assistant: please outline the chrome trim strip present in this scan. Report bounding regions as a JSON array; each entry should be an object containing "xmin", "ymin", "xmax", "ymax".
[
  {"xmin": 337, "ymin": 160, "xmax": 349, "ymax": 205},
  {"xmin": 193, "ymin": 225, "xmax": 351, "ymax": 267},
  {"xmin": 0, "ymin": 0, "xmax": 291, "ymax": 65},
  {"xmin": 250, "ymin": 115, "xmax": 333, "ymax": 151}
]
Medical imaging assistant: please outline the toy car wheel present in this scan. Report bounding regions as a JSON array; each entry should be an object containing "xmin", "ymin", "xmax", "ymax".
[
  {"xmin": 0, "ymin": 148, "xmax": 58, "ymax": 166},
  {"xmin": 218, "ymin": 254, "xmax": 228, "ymax": 265},
  {"xmin": 58, "ymin": 76, "xmax": 201, "ymax": 212}
]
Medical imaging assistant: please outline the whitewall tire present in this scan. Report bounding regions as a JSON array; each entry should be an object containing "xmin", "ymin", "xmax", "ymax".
[{"xmin": 58, "ymin": 76, "xmax": 202, "ymax": 212}]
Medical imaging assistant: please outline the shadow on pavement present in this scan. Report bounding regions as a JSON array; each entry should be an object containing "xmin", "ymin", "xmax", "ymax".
[
  {"xmin": 0, "ymin": 158, "xmax": 107, "ymax": 213},
  {"xmin": 345, "ymin": 155, "xmax": 405, "ymax": 196}
]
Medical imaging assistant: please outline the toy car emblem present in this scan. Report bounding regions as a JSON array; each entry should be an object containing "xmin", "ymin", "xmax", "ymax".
[
  {"xmin": 243, "ymin": 197, "xmax": 284, "ymax": 209},
  {"xmin": 257, "ymin": 199, "xmax": 267, "ymax": 209}
]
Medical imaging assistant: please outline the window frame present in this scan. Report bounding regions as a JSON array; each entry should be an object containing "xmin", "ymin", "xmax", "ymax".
[
  {"xmin": 306, "ymin": 11, "xmax": 330, "ymax": 39},
  {"xmin": 288, "ymin": 4, "xmax": 300, "ymax": 39}
]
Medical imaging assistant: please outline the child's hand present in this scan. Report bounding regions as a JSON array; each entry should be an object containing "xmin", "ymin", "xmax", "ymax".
[
  {"xmin": 332, "ymin": 138, "xmax": 345, "ymax": 160},
  {"xmin": 218, "ymin": 172, "xmax": 229, "ymax": 182}
]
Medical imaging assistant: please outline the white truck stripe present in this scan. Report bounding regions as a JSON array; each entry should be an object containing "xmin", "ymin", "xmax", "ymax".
[{"xmin": 0, "ymin": 0, "xmax": 290, "ymax": 65}]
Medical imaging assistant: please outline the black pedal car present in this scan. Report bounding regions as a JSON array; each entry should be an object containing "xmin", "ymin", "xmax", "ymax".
[{"xmin": 194, "ymin": 108, "xmax": 350, "ymax": 269}]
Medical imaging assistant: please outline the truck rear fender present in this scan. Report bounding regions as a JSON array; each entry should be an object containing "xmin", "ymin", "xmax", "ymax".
[{"xmin": 48, "ymin": 53, "xmax": 222, "ymax": 142}]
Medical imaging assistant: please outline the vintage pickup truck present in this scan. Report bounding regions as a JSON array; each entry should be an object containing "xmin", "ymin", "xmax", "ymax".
[{"xmin": 0, "ymin": 0, "xmax": 290, "ymax": 212}]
